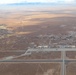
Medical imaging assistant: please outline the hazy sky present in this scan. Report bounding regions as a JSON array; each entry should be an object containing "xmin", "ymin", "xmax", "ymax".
[{"xmin": 0, "ymin": 0, "xmax": 75, "ymax": 4}]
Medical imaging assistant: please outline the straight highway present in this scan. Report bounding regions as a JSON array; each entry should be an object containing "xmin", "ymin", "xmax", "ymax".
[{"xmin": 0, "ymin": 48, "xmax": 76, "ymax": 75}]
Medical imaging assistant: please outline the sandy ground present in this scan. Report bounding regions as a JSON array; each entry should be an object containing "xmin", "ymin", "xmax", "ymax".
[{"xmin": 0, "ymin": 63, "xmax": 60, "ymax": 75}]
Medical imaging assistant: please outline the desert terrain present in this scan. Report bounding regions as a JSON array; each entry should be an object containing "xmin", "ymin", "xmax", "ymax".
[
  {"xmin": 0, "ymin": 51, "xmax": 61, "ymax": 60},
  {"xmin": 66, "ymin": 63, "xmax": 76, "ymax": 75},
  {"xmin": 0, "ymin": 63, "xmax": 60, "ymax": 75},
  {"xmin": 0, "ymin": 6, "xmax": 76, "ymax": 50},
  {"xmin": 66, "ymin": 51, "xmax": 76, "ymax": 59},
  {"xmin": 0, "ymin": 6, "xmax": 76, "ymax": 75}
]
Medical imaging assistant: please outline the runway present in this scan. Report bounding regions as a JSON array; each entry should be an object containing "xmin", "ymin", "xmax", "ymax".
[
  {"xmin": 0, "ymin": 48, "xmax": 76, "ymax": 75},
  {"xmin": 0, "ymin": 59, "xmax": 76, "ymax": 63}
]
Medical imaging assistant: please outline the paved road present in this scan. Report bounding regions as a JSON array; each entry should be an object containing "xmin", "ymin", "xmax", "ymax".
[
  {"xmin": 0, "ymin": 48, "xmax": 76, "ymax": 52},
  {"xmin": 61, "ymin": 51, "xmax": 65, "ymax": 75},
  {"xmin": 27, "ymin": 48, "xmax": 76, "ymax": 52},
  {"xmin": 0, "ymin": 59, "xmax": 76, "ymax": 63},
  {"xmin": 0, "ymin": 50, "xmax": 26, "ymax": 52},
  {"xmin": 0, "ymin": 48, "xmax": 76, "ymax": 75}
]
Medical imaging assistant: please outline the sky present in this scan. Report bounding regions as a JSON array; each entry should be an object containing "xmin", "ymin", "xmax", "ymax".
[{"xmin": 0, "ymin": 0, "xmax": 75, "ymax": 4}]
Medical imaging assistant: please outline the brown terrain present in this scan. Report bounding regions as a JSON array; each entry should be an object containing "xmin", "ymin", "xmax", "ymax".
[
  {"xmin": 0, "ymin": 63, "xmax": 60, "ymax": 75},
  {"xmin": 0, "ymin": 52, "xmax": 24, "ymax": 59},
  {"xmin": 66, "ymin": 51, "xmax": 76, "ymax": 59},
  {"xmin": 15, "ymin": 51, "xmax": 61, "ymax": 59},
  {"xmin": 0, "ymin": 6, "xmax": 76, "ymax": 75},
  {"xmin": 0, "ymin": 51, "xmax": 61, "ymax": 60},
  {"xmin": 66, "ymin": 63, "xmax": 76, "ymax": 75},
  {"xmin": 0, "ymin": 7, "xmax": 76, "ymax": 50}
]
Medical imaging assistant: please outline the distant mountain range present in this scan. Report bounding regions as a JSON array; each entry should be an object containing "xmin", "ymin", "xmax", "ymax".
[
  {"xmin": 0, "ymin": 2, "xmax": 76, "ymax": 6},
  {"xmin": 1, "ymin": 2, "xmax": 76, "ymax": 6}
]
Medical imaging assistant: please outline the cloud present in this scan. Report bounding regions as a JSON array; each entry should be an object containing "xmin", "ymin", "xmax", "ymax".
[
  {"xmin": 26, "ymin": 0, "xmax": 76, "ymax": 3},
  {"xmin": 0, "ymin": 0, "xmax": 75, "ymax": 4},
  {"xmin": 26, "ymin": 0, "xmax": 59, "ymax": 2},
  {"xmin": 0, "ymin": 0, "xmax": 25, "ymax": 4},
  {"xmin": 64, "ymin": 0, "xmax": 75, "ymax": 3}
]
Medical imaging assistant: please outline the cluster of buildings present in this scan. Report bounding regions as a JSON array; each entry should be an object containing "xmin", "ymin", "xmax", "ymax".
[
  {"xmin": 29, "ymin": 43, "xmax": 76, "ymax": 49},
  {"xmin": 29, "ymin": 32, "xmax": 76, "ymax": 48}
]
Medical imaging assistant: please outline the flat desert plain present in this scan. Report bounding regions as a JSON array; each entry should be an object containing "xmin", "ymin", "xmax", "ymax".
[
  {"xmin": 0, "ymin": 6, "xmax": 76, "ymax": 50},
  {"xmin": 0, "ymin": 63, "xmax": 60, "ymax": 75}
]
